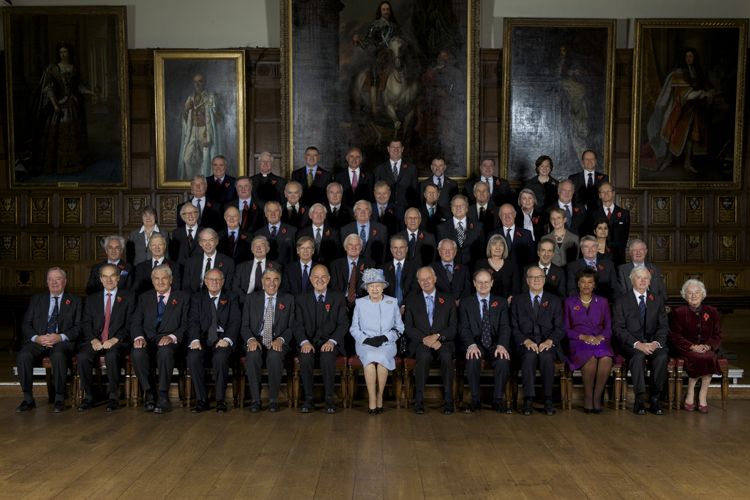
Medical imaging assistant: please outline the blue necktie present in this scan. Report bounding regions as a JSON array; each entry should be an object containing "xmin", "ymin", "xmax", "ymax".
[
  {"xmin": 426, "ymin": 295, "xmax": 434, "ymax": 326},
  {"xmin": 639, "ymin": 294, "xmax": 646, "ymax": 323},
  {"xmin": 359, "ymin": 225, "xmax": 367, "ymax": 246},
  {"xmin": 47, "ymin": 296, "xmax": 59, "ymax": 333},
  {"xmin": 156, "ymin": 295, "xmax": 166, "ymax": 327},
  {"xmin": 395, "ymin": 262, "xmax": 403, "ymax": 305},
  {"xmin": 301, "ymin": 264, "xmax": 310, "ymax": 292}
]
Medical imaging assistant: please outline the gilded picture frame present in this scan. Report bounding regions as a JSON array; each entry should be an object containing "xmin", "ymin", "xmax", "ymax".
[
  {"xmin": 154, "ymin": 50, "xmax": 246, "ymax": 188},
  {"xmin": 631, "ymin": 19, "xmax": 747, "ymax": 189},
  {"xmin": 3, "ymin": 6, "xmax": 130, "ymax": 188},
  {"xmin": 501, "ymin": 18, "xmax": 615, "ymax": 182},
  {"xmin": 281, "ymin": 0, "xmax": 480, "ymax": 178}
]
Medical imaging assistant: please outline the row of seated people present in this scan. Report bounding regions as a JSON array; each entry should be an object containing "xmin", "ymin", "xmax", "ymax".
[{"xmin": 17, "ymin": 258, "xmax": 722, "ymax": 417}]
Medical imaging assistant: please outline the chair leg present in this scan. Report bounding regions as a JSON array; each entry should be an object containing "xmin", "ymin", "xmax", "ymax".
[
  {"xmin": 394, "ymin": 366, "xmax": 402, "ymax": 409},
  {"xmin": 667, "ymin": 366, "xmax": 675, "ymax": 411},
  {"xmin": 402, "ymin": 366, "xmax": 412, "ymax": 408},
  {"xmin": 286, "ymin": 367, "xmax": 293, "ymax": 409},
  {"xmin": 674, "ymin": 366, "xmax": 684, "ymax": 411},
  {"xmin": 346, "ymin": 367, "xmax": 356, "ymax": 409},
  {"xmin": 185, "ymin": 372, "xmax": 192, "ymax": 408},
  {"xmin": 292, "ymin": 365, "xmax": 300, "ymax": 409},
  {"xmin": 339, "ymin": 366, "xmax": 348, "ymax": 407},
  {"xmin": 721, "ymin": 365, "xmax": 729, "ymax": 410}
]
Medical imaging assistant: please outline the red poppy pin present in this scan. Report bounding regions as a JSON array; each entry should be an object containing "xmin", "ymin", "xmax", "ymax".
[
  {"xmin": 316, "ymin": 169, "xmax": 322, "ymax": 176},
  {"xmin": 207, "ymin": 202, "xmax": 213, "ymax": 208},
  {"xmin": 469, "ymin": 223, "xmax": 475, "ymax": 230},
  {"xmin": 550, "ymin": 275, "xmax": 557, "ymax": 281},
  {"xmin": 438, "ymin": 297, "xmax": 445, "ymax": 305},
  {"xmin": 220, "ymin": 299, "xmax": 228, "ymax": 305},
  {"xmin": 372, "ymin": 228, "xmax": 378, "ymax": 236},
  {"xmin": 218, "ymin": 261, "xmax": 224, "ymax": 268},
  {"xmin": 387, "ymin": 208, "xmax": 394, "ymax": 215},
  {"xmin": 597, "ymin": 263, "xmax": 604, "ymax": 272},
  {"xmin": 418, "ymin": 232, "xmax": 424, "ymax": 240},
  {"xmin": 402, "ymin": 164, "xmax": 408, "ymax": 169},
  {"xmin": 271, "ymin": 179, "xmax": 277, "ymax": 185},
  {"xmin": 325, "ymin": 229, "xmax": 331, "ymax": 237},
  {"xmin": 117, "ymin": 264, "xmax": 125, "ymax": 270},
  {"xmin": 224, "ymin": 182, "xmax": 230, "ymax": 188},
  {"xmin": 596, "ymin": 174, "xmax": 604, "ymax": 181},
  {"xmin": 300, "ymin": 207, "xmax": 306, "ymax": 214},
  {"xmin": 515, "ymin": 230, "xmax": 522, "ymax": 238},
  {"xmin": 574, "ymin": 305, "xmax": 581, "ymax": 311},
  {"xmin": 491, "ymin": 300, "xmax": 499, "ymax": 308},
  {"xmin": 542, "ymin": 301, "xmax": 549, "ymax": 309},
  {"xmin": 494, "ymin": 178, "xmax": 500, "ymax": 186},
  {"xmin": 278, "ymin": 303, "xmax": 286, "ymax": 310},
  {"xmin": 703, "ymin": 312, "xmax": 710, "ymax": 321},
  {"xmin": 64, "ymin": 299, "xmax": 71, "ymax": 305},
  {"xmin": 281, "ymin": 227, "xmax": 287, "ymax": 234},
  {"xmin": 240, "ymin": 234, "xmax": 247, "ymax": 240},
  {"xmin": 616, "ymin": 211, "xmax": 622, "ymax": 218},
  {"xmin": 532, "ymin": 216, "xmax": 540, "ymax": 224},
  {"xmin": 171, "ymin": 299, "xmax": 178, "ymax": 305},
  {"xmin": 325, "ymin": 303, "xmax": 331, "ymax": 312},
  {"xmin": 252, "ymin": 204, "xmax": 257, "ymax": 211},
  {"xmin": 116, "ymin": 296, "xmax": 123, "ymax": 303},
  {"xmin": 268, "ymin": 263, "xmax": 275, "ymax": 269},
  {"xmin": 359, "ymin": 264, "xmax": 365, "ymax": 272},
  {"xmin": 648, "ymin": 294, "xmax": 655, "ymax": 301},
  {"xmin": 573, "ymin": 207, "xmax": 580, "ymax": 214}
]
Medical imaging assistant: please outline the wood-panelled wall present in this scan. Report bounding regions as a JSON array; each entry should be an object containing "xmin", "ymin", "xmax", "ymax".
[{"xmin": 0, "ymin": 48, "xmax": 748, "ymax": 297}]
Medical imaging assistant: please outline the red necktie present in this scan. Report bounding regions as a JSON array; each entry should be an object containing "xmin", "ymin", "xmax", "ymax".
[{"xmin": 102, "ymin": 292, "xmax": 112, "ymax": 341}]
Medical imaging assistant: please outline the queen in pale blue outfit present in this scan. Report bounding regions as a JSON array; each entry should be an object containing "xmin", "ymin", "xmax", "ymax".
[{"xmin": 350, "ymin": 268, "xmax": 404, "ymax": 413}]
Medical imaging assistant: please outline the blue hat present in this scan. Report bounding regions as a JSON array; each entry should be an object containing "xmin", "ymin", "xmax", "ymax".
[{"xmin": 361, "ymin": 268, "xmax": 389, "ymax": 289}]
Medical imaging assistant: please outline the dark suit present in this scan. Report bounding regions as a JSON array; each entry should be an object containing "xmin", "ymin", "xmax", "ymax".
[
  {"xmin": 419, "ymin": 204, "xmax": 447, "ymax": 236},
  {"xmin": 294, "ymin": 291, "xmax": 348, "ymax": 405},
  {"xmin": 515, "ymin": 210, "xmax": 548, "ymax": 243},
  {"xmin": 281, "ymin": 260, "xmax": 315, "ymax": 296},
  {"xmin": 341, "ymin": 221, "xmax": 389, "ymax": 265},
  {"xmin": 251, "ymin": 173, "xmax": 286, "ymax": 205},
  {"xmin": 86, "ymin": 261, "xmax": 134, "ymax": 295},
  {"xmin": 465, "ymin": 176, "xmax": 515, "ymax": 207},
  {"xmin": 613, "ymin": 291, "xmax": 669, "ymax": 398},
  {"xmin": 566, "ymin": 258, "xmax": 618, "ymax": 301},
  {"xmin": 325, "ymin": 204, "xmax": 353, "ymax": 230},
  {"xmin": 492, "ymin": 226, "xmax": 536, "ymax": 271},
  {"xmin": 396, "ymin": 229, "xmax": 437, "ymax": 266},
  {"xmin": 437, "ymin": 219, "xmax": 485, "ymax": 267},
  {"xmin": 403, "ymin": 291, "xmax": 457, "ymax": 405},
  {"xmin": 523, "ymin": 263, "xmax": 566, "ymax": 297},
  {"xmin": 510, "ymin": 292, "xmax": 564, "ymax": 399},
  {"xmin": 131, "ymin": 289, "xmax": 190, "ymax": 398},
  {"xmin": 218, "ymin": 228, "xmax": 252, "ymax": 264},
  {"xmin": 169, "ymin": 226, "xmax": 203, "ymax": 265},
  {"xmin": 78, "ymin": 289, "xmax": 134, "ymax": 401},
  {"xmin": 335, "ymin": 168, "xmax": 373, "ymax": 208},
  {"xmin": 240, "ymin": 291, "xmax": 295, "ymax": 404},
  {"xmin": 297, "ymin": 224, "xmax": 341, "ymax": 266},
  {"xmin": 181, "ymin": 252, "xmax": 235, "ymax": 293},
  {"xmin": 380, "ymin": 259, "xmax": 417, "ymax": 306},
  {"xmin": 617, "ymin": 262, "xmax": 665, "ymax": 303},
  {"xmin": 231, "ymin": 259, "xmax": 282, "ymax": 304},
  {"xmin": 373, "ymin": 160, "xmax": 420, "ymax": 208},
  {"xmin": 329, "ymin": 256, "xmax": 376, "ymax": 305},
  {"xmin": 432, "ymin": 260, "xmax": 471, "ymax": 302},
  {"xmin": 459, "ymin": 294, "xmax": 511, "ymax": 404},
  {"xmin": 133, "ymin": 259, "xmax": 181, "ymax": 295},
  {"xmin": 420, "ymin": 177, "xmax": 459, "ymax": 213},
  {"xmin": 569, "ymin": 171, "xmax": 609, "ymax": 211},
  {"xmin": 468, "ymin": 204, "xmax": 498, "ymax": 233},
  {"xmin": 18, "ymin": 292, "xmax": 81, "ymax": 402},
  {"xmin": 589, "ymin": 204, "xmax": 630, "ymax": 266},
  {"xmin": 176, "ymin": 198, "xmax": 223, "ymax": 232},
  {"xmin": 231, "ymin": 197, "xmax": 265, "ymax": 233},
  {"xmin": 281, "ymin": 204, "xmax": 310, "ymax": 229},
  {"xmin": 292, "ymin": 166, "xmax": 332, "ymax": 206},
  {"xmin": 206, "ymin": 175, "xmax": 237, "ymax": 204},
  {"xmin": 187, "ymin": 290, "xmax": 241, "ymax": 403},
  {"xmin": 372, "ymin": 203, "xmax": 403, "ymax": 241},
  {"xmin": 255, "ymin": 223, "xmax": 297, "ymax": 266}
]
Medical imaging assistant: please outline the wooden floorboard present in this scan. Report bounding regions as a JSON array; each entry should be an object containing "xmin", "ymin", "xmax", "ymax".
[{"xmin": 2, "ymin": 399, "xmax": 750, "ymax": 499}]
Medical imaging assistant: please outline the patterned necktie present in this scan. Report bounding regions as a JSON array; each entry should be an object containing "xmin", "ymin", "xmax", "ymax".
[
  {"xmin": 347, "ymin": 261, "xmax": 357, "ymax": 304},
  {"xmin": 392, "ymin": 161, "xmax": 398, "ymax": 179},
  {"xmin": 533, "ymin": 294, "xmax": 540, "ymax": 317},
  {"xmin": 456, "ymin": 222, "xmax": 465, "ymax": 247},
  {"xmin": 302, "ymin": 264, "xmax": 310, "ymax": 292},
  {"xmin": 153, "ymin": 259, "xmax": 159, "ymax": 269},
  {"xmin": 351, "ymin": 170, "xmax": 358, "ymax": 191},
  {"xmin": 262, "ymin": 296, "xmax": 274, "ymax": 348},
  {"xmin": 315, "ymin": 228, "xmax": 322, "ymax": 252},
  {"xmin": 47, "ymin": 296, "xmax": 59, "ymax": 333},
  {"xmin": 481, "ymin": 298, "xmax": 492, "ymax": 349},
  {"xmin": 241, "ymin": 201, "xmax": 249, "ymax": 229},
  {"xmin": 639, "ymin": 294, "xmax": 646, "ymax": 323},
  {"xmin": 426, "ymin": 295, "xmax": 434, "ymax": 326},
  {"xmin": 564, "ymin": 205, "xmax": 572, "ymax": 227},
  {"xmin": 156, "ymin": 295, "xmax": 166, "ymax": 327},
  {"xmin": 196, "ymin": 199, "xmax": 203, "ymax": 216},
  {"xmin": 270, "ymin": 225, "xmax": 278, "ymax": 238},
  {"xmin": 306, "ymin": 169, "xmax": 314, "ymax": 187},
  {"xmin": 208, "ymin": 296, "xmax": 219, "ymax": 345},
  {"xmin": 253, "ymin": 261, "xmax": 263, "ymax": 293},
  {"xmin": 102, "ymin": 292, "xmax": 112, "ymax": 341},
  {"xmin": 359, "ymin": 225, "xmax": 367, "ymax": 246},
  {"xmin": 395, "ymin": 262, "xmax": 403, "ymax": 304},
  {"xmin": 408, "ymin": 233, "xmax": 416, "ymax": 259},
  {"xmin": 437, "ymin": 177, "xmax": 443, "ymax": 189}
]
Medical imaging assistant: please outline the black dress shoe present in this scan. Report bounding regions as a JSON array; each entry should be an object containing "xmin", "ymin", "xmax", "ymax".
[
  {"xmin": 368, "ymin": 408, "xmax": 378, "ymax": 415},
  {"xmin": 376, "ymin": 407, "xmax": 384, "ymax": 414},
  {"xmin": 106, "ymin": 400, "xmax": 119, "ymax": 412},
  {"xmin": 191, "ymin": 400, "xmax": 209, "ymax": 413},
  {"xmin": 53, "ymin": 401, "xmax": 65, "ymax": 413},
  {"xmin": 144, "ymin": 400, "xmax": 156, "ymax": 412},
  {"xmin": 544, "ymin": 400, "xmax": 556, "ymax": 416},
  {"xmin": 216, "ymin": 401, "xmax": 228, "ymax": 413},
  {"xmin": 650, "ymin": 400, "xmax": 664, "ymax": 416},
  {"xmin": 268, "ymin": 401, "xmax": 279, "ymax": 413},
  {"xmin": 77, "ymin": 400, "xmax": 94, "ymax": 412},
  {"xmin": 493, "ymin": 402, "xmax": 512, "ymax": 414},
  {"xmin": 522, "ymin": 398, "xmax": 533, "ymax": 416},
  {"xmin": 154, "ymin": 400, "xmax": 171, "ymax": 414},
  {"xmin": 443, "ymin": 403, "xmax": 454, "ymax": 415},
  {"xmin": 633, "ymin": 401, "xmax": 646, "ymax": 415},
  {"xmin": 248, "ymin": 402, "xmax": 261, "ymax": 413},
  {"xmin": 16, "ymin": 400, "xmax": 36, "ymax": 413},
  {"xmin": 414, "ymin": 402, "xmax": 425, "ymax": 415},
  {"xmin": 466, "ymin": 401, "xmax": 481, "ymax": 413},
  {"xmin": 591, "ymin": 408, "xmax": 603, "ymax": 415},
  {"xmin": 299, "ymin": 403, "xmax": 313, "ymax": 413},
  {"xmin": 326, "ymin": 405, "xmax": 337, "ymax": 414}
]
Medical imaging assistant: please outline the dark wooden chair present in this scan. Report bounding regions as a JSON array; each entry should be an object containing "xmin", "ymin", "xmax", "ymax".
[{"xmin": 290, "ymin": 355, "xmax": 348, "ymax": 408}]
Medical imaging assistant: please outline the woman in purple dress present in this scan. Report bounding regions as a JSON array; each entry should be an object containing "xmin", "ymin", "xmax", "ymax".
[
  {"xmin": 564, "ymin": 268, "xmax": 614, "ymax": 413},
  {"xmin": 668, "ymin": 279, "xmax": 722, "ymax": 413}
]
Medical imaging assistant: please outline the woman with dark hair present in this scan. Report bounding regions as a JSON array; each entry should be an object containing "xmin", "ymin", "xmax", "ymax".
[
  {"xmin": 33, "ymin": 42, "xmax": 95, "ymax": 175},
  {"xmin": 524, "ymin": 155, "xmax": 559, "ymax": 211},
  {"xmin": 669, "ymin": 279, "xmax": 722, "ymax": 413},
  {"xmin": 127, "ymin": 207, "xmax": 168, "ymax": 265},
  {"xmin": 564, "ymin": 268, "xmax": 613, "ymax": 413},
  {"xmin": 592, "ymin": 218, "xmax": 613, "ymax": 262}
]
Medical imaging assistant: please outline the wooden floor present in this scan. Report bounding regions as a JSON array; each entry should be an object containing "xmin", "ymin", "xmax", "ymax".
[{"xmin": 2, "ymin": 398, "xmax": 750, "ymax": 499}]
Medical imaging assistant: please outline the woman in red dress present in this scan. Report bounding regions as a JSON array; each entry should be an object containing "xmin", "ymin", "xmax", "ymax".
[{"xmin": 668, "ymin": 279, "xmax": 722, "ymax": 413}]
